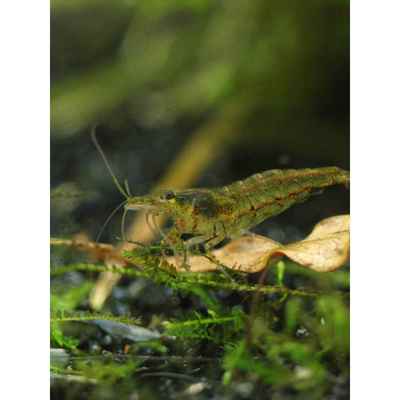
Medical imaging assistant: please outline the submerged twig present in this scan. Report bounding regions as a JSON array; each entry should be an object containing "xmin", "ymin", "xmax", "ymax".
[{"xmin": 50, "ymin": 235, "xmax": 124, "ymax": 264}]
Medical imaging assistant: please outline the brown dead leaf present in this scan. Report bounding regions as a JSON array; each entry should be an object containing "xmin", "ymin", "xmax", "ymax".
[{"xmin": 168, "ymin": 215, "xmax": 350, "ymax": 273}]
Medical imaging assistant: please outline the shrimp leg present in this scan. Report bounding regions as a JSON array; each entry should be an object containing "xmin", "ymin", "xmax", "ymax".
[{"xmin": 160, "ymin": 226, "xmax": 192, "ymax": 269}]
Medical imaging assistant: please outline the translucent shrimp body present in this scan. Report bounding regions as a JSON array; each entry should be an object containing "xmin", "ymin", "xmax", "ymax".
[{"xmin": 125, "ymin": 167, "xmax": 349, "ymax": 250}]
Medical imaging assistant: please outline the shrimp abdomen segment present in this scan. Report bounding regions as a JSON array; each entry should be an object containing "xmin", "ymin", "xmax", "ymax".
[{"xmin": 220, "ymin": 167, "xmax": 349, "ymax": 232}]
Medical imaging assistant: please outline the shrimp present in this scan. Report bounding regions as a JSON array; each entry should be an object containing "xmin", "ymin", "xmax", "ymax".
[
  {"xmin": 125, "ymin": 167, "xmax": 350, "ymax": 252},
  {"xmin": 92, "ymin": 128, "xmax": 349, "ymax": 254}
]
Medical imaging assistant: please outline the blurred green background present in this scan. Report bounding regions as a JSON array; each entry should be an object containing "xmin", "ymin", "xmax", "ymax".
[{"xmin": 51, "ymin": 0, "xmax": 349, "ymax": 243}]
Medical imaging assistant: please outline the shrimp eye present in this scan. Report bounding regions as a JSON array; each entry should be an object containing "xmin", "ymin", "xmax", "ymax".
[{"xmin": 162, "ymin": 190, "xmax": 175, "ymax": 201}]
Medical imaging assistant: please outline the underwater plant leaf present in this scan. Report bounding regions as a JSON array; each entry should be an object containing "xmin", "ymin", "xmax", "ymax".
[
  {"xmin": 50, "ymin": 322, "xmax": 79, "ymax": 350},
  {"xmin": 168, "ymin": 215, "xmax": 349, "ymax": 273}
]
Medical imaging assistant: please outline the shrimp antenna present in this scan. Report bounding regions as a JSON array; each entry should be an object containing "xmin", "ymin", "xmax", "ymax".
[
  {"xmin": 91, "ymin": 126, "xmax": 128, "ymax": 199},
  {"xmin": 124, "ymin": 179, "xmax": 132, "ymax": 197},
  {"xmin": 96, "ymin": 199, "xmax": 127, "ymax": 243},
  {"xmin": 121, "ymin": 206, "xmax": 128, "ymax": 242}
]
